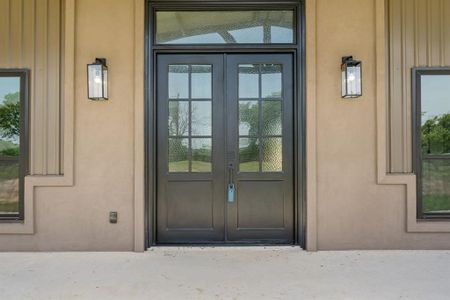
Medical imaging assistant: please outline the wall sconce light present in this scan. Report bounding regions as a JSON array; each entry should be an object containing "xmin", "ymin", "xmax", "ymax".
[
  {"xmin": 87, "ymin": 58, "xmax": 108, "ymax": 100},
  {"xmin": 341, "ymin": 56, "xmax": 362, "ymax": 98}
]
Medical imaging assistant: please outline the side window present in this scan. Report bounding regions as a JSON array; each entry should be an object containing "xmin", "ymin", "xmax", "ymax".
[
  {"xmin": 0, "ymin": 70, "xmax": 29, "ymax": 221},
  {"xmin": 414, "ymin": 69, "xmax": 450, "ymax": 219}
]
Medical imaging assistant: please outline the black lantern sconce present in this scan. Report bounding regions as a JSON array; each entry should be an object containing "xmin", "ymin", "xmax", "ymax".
[
  {"xmin": 341, "ymin": 56, "xmax": 362, "ymax": 98},
  {"xmin": 87, "ymin": 58, "xmax": 108, "ymax": 100}
]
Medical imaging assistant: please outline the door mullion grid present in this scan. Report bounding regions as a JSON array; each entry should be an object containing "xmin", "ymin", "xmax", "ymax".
[
  {"xmin": 188, "ymin": 65, "xmax": 192, "ymax": 172},
  {"xmin": 258, "ymin": 64, "xmax": 263, "ymax": 173}
]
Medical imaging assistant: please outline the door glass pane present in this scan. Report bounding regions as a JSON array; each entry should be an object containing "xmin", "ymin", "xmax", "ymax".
[
  {"xmin": 168, "ymin": 138, "xmax": 189, "ymax": 172},
  {"xmin": 191, "ymin": 101, "xmax": 212, "ymax": 136},
  {"xmin": 239, "ymin": 64, "xmax": 259, "ymax": 99},
  {"xmin": 0, "ymin": 77, "xmax": 20, "ymax": 215},
  {"xmin": 262, "ymin": 138, "xmax": 282, "ymax": 172},
  {"xmin": 168, "ymin": 101, "xmax": 189, "ymax": 136},
  {"xmin": 156, "ymin": 11, "xmax": 294, "ymax": 44},
  {"xmin": 191, "ymin": 65, "xmax": 212, "ymax": 99},
  {"xmin": 262, "ymin": 101, "xmax": 282, "ymax": 135},
  {"xmin": 239, "ymin": 101, "xmax": 259, "ymax": 136},
  {"xmin": 422, "ymin": 159, "xmax": 450, "ymax": 213},
  {"xmin": 168, "ymin": 65, "xmax": 189, "ymax": 99},
  {"xmin": 261, "ymin": 64, "xmax": 282, "ymax": 98},
  {"xmin": 239, "ymin": 138, "xmax": 259, "ymax": 172},
  {"xmin": 420, "ymin": 75, "xmax": 450, "ymax": 155},
  {"xmin": 191, "ymin": 138, "xmax": 212, "ymax": 172}
]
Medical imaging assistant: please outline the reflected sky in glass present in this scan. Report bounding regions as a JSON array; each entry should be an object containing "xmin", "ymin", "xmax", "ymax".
[
  {"xmin": 229, "ymin": 27, "xmax": 263, "ymax": 44},
  {"xmin": 421, "ymin": 75, "xmax": 450, "ymax": 124},
  {"xmin": 168, "ymin": 33, "xmax": 225, "ymax": 44},
  {"xmin": 0, "ymin": 77, "xmax": 19, "ymax": 105}
]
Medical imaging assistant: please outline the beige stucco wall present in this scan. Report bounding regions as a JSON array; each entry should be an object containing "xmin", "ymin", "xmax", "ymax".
[
  {"xmin": 312, "ymin": 0, "xmax": 450, "ymax": 249},
  {"xmin": 1, "ymin": 0, "xmax": 450, "ymax": 251},
  {"xmin": 0, "ymin": 0, "xmax": 138, "ymax": 250}
]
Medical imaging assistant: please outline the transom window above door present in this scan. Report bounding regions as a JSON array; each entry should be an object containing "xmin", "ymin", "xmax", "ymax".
[{"xmin": 155, "ymin": 10, "xmax": 295, "ymax": 44}]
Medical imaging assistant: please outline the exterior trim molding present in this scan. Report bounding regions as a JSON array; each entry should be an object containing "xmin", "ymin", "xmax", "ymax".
[
  {"xmin": 375, "ymin": 0, "xmax": 450, "ymax": 233},
  {"xmin": 134, "ymin": 0, "xmax": 146, "ymax": 252},
  {"xmin": 305, "ymin": 0, "xmax": 318, "ymax": 251},
  {"xmin": 0, "ymin": 0, "xmax": 75, "ymax": 234}
]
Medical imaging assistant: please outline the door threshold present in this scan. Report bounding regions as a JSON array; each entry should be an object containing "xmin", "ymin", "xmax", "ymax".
[
  {"xmin": 147, "ymin": 245, "xmax": 303, "ymax": 251},
  {"xmin": 150, "ymin": 242, "xmax": 299, "ymax": 248}
]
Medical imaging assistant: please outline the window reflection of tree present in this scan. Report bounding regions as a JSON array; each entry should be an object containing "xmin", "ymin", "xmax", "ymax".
[
  {"xmin": 239, "ymin": 99, "xmax": 282, "ymax": 169},
  {"xmin": 0, "ymin": 90, "xmax": 20, "ymax": 214},
  {"xmin": 421, "ymin": 113, "xmax": 450, "ymax": 155},
  {"xmin": 421, "ymin": 112, "xmax": 450, "ymax": 213}
]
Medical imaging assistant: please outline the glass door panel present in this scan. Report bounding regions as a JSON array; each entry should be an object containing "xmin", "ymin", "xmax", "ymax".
[
  {"xmin": 226, "ymin": 54, "xmax": 294, "ymax": 242},
  {"xmin": 157, "ymin": 54, "xmax": 225, "ymax": 243}
]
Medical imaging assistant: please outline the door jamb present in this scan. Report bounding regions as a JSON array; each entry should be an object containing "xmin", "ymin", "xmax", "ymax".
[{"xmin": 145, "ymin": 0, "xmax": 306, "ymax": 248}]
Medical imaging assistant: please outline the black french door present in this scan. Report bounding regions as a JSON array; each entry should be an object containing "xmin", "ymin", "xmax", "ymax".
[{"xmin": 156, "ymin": 53, "xmax": 294, "ymax": 244}]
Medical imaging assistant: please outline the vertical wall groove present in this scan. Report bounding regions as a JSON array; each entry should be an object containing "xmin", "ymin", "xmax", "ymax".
[
  {"xmin": 400, "ymin": 0, "xmax": 407, "ymax": 171},
  {"xmin": 0, "ymin": 0, "xmax": 62, "ymax": 175},
  {"xmin": 47, "ymin": 0, "xmax": 61, "ymax": 173},
  {"xmin": 0, "ymin": 0, "xmax": 10, "ymax": 66},
  {"xmin": 440, "ymin": 0, "xmax": 444, "ymax": 65},
  {"xmin": 388, "ymin": 0, "xmax": 450, "ymax": 173}
]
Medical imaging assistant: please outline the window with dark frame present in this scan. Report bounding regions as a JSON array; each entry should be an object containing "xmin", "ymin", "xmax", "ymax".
[
  {"xmin": 413, "ymin": 68, "xmax": 450, "ymax": 219},
  {"xmin": 0, "ymin": 70, "xmax": 29, "ymax": 221}
]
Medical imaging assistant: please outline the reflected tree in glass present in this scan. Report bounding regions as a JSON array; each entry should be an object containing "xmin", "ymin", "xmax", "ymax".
[
  {"xmin": 239, "ymin": 138, "xmax": 259, "ymax": 172},
  {"xmin": 168, "ymin": 138, "xmax": 189, "ymax": 172},
  {"xmin": 168, "ymin": 101, "xmax": 189, "ymax": 136},
  {"xmin": 421, "ymin": 113, "xmax": 450, "ymax": 155},
  {"xmin": 191, "ymin": 138, "xmax": 212, "ymax": 172},
  {"xmin": 0, "ymin": 81, "xmax": 20, "ymax": 215},
  {"xmin": 239, "ymin": 101, "xmax": 258, "ymax": 136},
  {"xmin": 262, "ymin": 101, "xmax": 282, "ymax": 136}
]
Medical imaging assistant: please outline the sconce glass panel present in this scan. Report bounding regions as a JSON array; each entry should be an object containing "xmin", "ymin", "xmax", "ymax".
[
  {"xmin": 87, "ymin": 59, "xmax": 108, "ymax": 100},
  {"xmin": 341, "ymin": 57, "xmax": 362, "ymax": 98}
]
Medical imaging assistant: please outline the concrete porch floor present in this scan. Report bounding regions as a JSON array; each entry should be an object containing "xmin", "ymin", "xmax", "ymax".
[{"xmin": 1, "ymin": 247, "xmax": 450, "ymax": 300}]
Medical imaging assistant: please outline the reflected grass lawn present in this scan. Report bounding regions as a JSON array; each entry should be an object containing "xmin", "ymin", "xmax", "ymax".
[
  {"xmin": 168, "ymin": 161, "xmax": 261, "ymax": 172},
  {"xmin": 422, "ymin": 159, "xmax": 450, "ymax": 213},
  {"xmin": 0, "ymin": 162, "xmax": 18, "ymax": 180},
  {"xmin": 239, "ymin": 161, "xmax": 259, "ymax": 172},
  {"xmin": 0, "ymin": 201, "xmax": 19, "ymax": 213},
  {"xmin": 423, "ymin": 195, "xmax": 450, "ymax": 213},
  {"xmin": 169, "ymin": 160, "xmax": 259, "ymax": 172},
  {"xmin": 169, "ymin": 161, "xmax": 211, "ymax": 172}
]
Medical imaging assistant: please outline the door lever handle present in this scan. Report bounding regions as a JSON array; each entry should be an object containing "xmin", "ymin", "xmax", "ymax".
[
  {"xmin": 227, "ymin": 183, "xmax": 235, "ymax": 203},
  {"xmin": 227, "ymin": 163, "xmax": 235, "ymax": 203}
]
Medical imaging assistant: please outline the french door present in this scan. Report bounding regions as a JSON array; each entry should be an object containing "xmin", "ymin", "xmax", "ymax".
[{"xmin": 156, "ymin": 53, "xmax": 294, "ymax": 244}]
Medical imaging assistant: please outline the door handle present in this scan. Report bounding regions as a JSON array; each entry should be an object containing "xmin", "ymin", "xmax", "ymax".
[{"xmin": 227, "ymin": 163, "xmax": 235, "ymax": 203}]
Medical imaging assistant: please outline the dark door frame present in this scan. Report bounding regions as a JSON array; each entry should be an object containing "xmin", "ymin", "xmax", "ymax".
[{"xmin": 145, "ymin": 0, "xmax": 306, "ymax": 248}]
